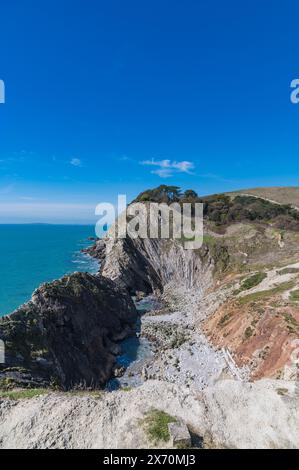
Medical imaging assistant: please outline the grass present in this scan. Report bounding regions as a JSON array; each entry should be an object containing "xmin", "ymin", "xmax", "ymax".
[
  {"xmin": 238, "ymin": 281, "xmax": 295, "ymax": 305},
  {"xmin": 143, "ymin": 409, "xmax": 177, "ymax": 444},
  {"xmin": 282, "ymin": 312, "xmax": 299, "ymax": 330},
  {"xmin": 202, "ymin": 234, "xmax": 217, "ymax": 247},
  {"xmin": 0, "ymin": 387, "xmax": 104, "ymax": 401},
  {"xmin": 289, "ymin": 289, "xmax": 299, "ymax": 301},
  {"xmin": 277, "ymin": 267, "xmax": 299, "ymax": 275},
  {"xmin": 239, "ymin": 272, "xmax": 267, "ymax": 291},
  {"xmin": 0, "ymin": 388, "xmax": 49, "ymax": 400}
]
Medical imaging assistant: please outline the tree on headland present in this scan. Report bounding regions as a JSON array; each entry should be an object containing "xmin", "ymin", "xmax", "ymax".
[
  {"xmin": 135, "ymin": 185, "xmax": 183, "ymax": 203},
  {"xmin": 184, "ymin": 189, "xmax": 198, "ymax": 199}
]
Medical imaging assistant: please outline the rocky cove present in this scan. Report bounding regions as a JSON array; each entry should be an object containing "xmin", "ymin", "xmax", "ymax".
[
  {"xmin": 0, "ymin": 225, "xmax": 232, "ymax": 393},
  {"xmin": 0, "ymin": 189, "xmax": 299, "ymax": 448}
]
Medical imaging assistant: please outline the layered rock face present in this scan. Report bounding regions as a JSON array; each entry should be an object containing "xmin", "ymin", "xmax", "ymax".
[
  {"xmin": 0, "ymin": 272, "xmax": 137, "ymax": 389},
  {"xmin": 99, "ymin": 235, "xmax": 215, "ymax": 294}
]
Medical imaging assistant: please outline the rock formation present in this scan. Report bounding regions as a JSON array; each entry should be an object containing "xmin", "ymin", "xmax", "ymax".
[
  {"xmin": 1, "ymin": 187, "xmax": 299, "ymax": 449},
  {"xmin": 0, "ymin": 272, "xmax": 137, "ymax": 390},
  {"xmin": 87, "ymin": 190, "xmax": 299, "ymax": 382},
  {"xmin": 97, "ymin": 235, "xmax": 216, "ymax": 294}
]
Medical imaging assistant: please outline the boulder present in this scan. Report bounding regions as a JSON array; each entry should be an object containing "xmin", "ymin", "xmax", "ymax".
[{"xmin": 168, "ymin": 421, "xmax": 191, "ymax": 448}]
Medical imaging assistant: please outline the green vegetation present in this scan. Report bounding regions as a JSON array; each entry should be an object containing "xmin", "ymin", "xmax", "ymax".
[
  {"xmin": 0, "ymin": 377, "xmax": 17, "ymax": 390},
  {"xmin": 244, "ymin": 326, "xmax": 253, "ymax": 339},
  {"xmin": 170, "ymin": 332, "xmax": 188, "ymax": 348},
  {"xmin": 202, "ymin": 194, "xmax": 299, "ymax": 230},
  {"xmin": 282, "ymin": 312, "xmax": 299, "ymax": 330},
  {"xmin": 277, "ymin": 267, "xmax": 299, "ymax": 275},
  {"xmin": 0, "ymin": 388, "xmax": 49, "ymax": 400},
  {"xmin": 143, "ymin": 409, "xmax": 177, "ymax": 443},
  {"xmin": 135, "ymin": 185, "xmax": 183, "ymax": 203},
  {"xmin": 202, "ymin": 234, "xmax": 217, "ymax": 247},
  {"xmin": 230, "ymin": 187, "xmax": 299, "ymax": 208},
  {"xmin": 135, "ymin": 186, "xmax": 299, "ymax": 232},
  {"xmin": 218, "ymin": 313, "xmax": 232, "ymax": 327},
  {"xmin": 239, "ymin": 272, "xmax": 267, "ymax": 291},
  {"xmin": 238, "ymin": 281, "xmax": 295, "ymax": 305},
  {"xmin": 184, "ymin": 189, "xmax": 198, "ymax": 199},
  {"xmin": 289, "ymin": 289, "xmax": 299, "ymax": 301},
  {"xmin": 210, "ymin": 243, "xmax": 230, "ymax": 273}
]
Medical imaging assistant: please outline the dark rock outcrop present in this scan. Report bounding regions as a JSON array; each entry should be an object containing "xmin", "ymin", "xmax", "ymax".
[
  {"xmin": 82, "ymin": 238, "xmax": 106, "ymax": 262},
  {"xmin": 0, "ymin": 272, "xmax": 137, "ymax": 390}
]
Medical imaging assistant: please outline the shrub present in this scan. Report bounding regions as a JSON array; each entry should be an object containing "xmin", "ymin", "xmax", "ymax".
[
  {"xmin": 244, "ymin": 327, "xmax": 253, "ymax": 339},
  {"xmin": 134, "ymin": 187, "xmax": 299, "ymax": 231}
]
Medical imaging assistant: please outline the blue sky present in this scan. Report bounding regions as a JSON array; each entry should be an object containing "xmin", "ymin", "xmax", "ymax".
[{"xmin": 1, "ymin": 0, "xmax": 299, "ymax": 222}]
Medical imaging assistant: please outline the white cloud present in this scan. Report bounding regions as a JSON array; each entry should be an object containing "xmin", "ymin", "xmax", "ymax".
[
  {"xmin": 70, "ymin": 158, "xmax": 82, "ymax": 167},
  {"xmin": 140, "ymin": 158, "xmax": 195, "ymax": 178}
]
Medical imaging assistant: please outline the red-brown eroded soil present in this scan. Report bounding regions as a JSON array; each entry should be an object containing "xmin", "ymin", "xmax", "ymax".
[{"xmin": 204, "ymin": 298, "xmax": 299, "ymax": 379}]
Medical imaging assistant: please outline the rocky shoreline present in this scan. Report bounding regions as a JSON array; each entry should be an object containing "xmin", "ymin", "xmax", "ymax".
[
  {"xmin": 0, "ymin": 189, "xmax": 299, "ymax": 448},
  {"xmin": 0, "ymin": 272, "xmax": 137, "ymax": 390},
  {"xmin": 83, "ymin": 231, "xmax": 245, "ymax": 391},
  {"xmin": 0, "ymin": 225, "xmax": 246, "ymax": 401}
]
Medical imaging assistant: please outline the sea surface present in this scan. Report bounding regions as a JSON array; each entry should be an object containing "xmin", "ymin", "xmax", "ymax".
[
  {"xmin": 0, "ymin": 224, "xmax": 99, "ymax": 317},
  {"xmin": 106, "ymin": 296, "xmax": 162, "ymax": 390}
]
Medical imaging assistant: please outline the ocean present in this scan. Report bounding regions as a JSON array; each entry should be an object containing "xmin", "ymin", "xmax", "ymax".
[{"xmin": 0, "ymin": 224, "xmax": 99, "ymax": 317}]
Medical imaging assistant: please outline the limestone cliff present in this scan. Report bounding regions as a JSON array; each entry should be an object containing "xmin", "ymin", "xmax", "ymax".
[{"xmin": 99, "ymin": 236, "xmax": 216, "ymax": 294}]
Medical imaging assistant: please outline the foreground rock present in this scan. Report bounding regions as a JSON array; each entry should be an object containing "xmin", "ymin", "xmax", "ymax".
[
  {"xmin": 0, "ymin": 272, "xmax": 137, "ymax": 390},
  {"xmin": 0, "ymin": 379, "xmax": 298, "ymax": 449},
  {"xmin": 168, "ymin": 421, "xmax": 191, "ymax": 448}
]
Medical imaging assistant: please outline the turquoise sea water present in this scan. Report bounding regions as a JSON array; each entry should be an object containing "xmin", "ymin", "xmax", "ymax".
[
  {"xmin": 0, "ymin": 225, "xmax": 99, "ymax": 317},
  {"xmin": 106, "ymin": 296, "xmax": 161, "ymax": 390}
]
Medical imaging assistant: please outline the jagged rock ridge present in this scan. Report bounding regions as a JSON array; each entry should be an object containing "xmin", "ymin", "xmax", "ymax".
[{"xmin": 0, "ymin": 272, "xmax": 137, "ymax": 389}]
